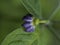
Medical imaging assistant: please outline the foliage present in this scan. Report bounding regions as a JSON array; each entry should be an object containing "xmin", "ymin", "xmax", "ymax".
[{"xmin": 0, "ymin": 0, "xmax": 60, "ymax": 45}]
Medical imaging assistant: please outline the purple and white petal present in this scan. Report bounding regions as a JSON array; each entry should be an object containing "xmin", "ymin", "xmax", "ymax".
[
  {"xmin": 23, "ymin": 22, "xmax": 32, "ymax": 28},
  {"xmin": 24, "ymin": 19, "xmax": 33, "ymax": 22},
  {"xmin": 26, "ymin": 26, "xmax": 35, "ymax": 32},
  {"xmin": 23, "ymin": 14, "xmax": 33, "ymax": 22}
]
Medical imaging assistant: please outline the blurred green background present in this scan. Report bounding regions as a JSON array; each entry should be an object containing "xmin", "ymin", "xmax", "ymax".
[{"xmin": 0, "ymin": 0, "xmax": 60, "ymax": 45}]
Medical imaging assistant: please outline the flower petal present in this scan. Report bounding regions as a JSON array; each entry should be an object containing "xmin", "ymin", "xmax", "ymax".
[
  {"xmin": 23, "ymin": 22, "xmax": 32, "ymax": 28},
  {"xmin": 23, "ymin": 14, "xmax": 33, "ymax": 22},
  {"xmin": 26, "ymin": 26, "xmax": 35, "ymax": 32}
]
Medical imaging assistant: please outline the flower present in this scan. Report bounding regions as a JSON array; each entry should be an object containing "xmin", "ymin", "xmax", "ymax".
[
  {"xmin": 22, "ymin": 14, "xmax": 35, "ymax": 32},
  {"xmin": 26, "ymin": 26, "xmax": 35, "ymax": 32},
  {"xmin": 23, "ymin": 22, "xmax": 35, "ymax": 32},
  {"xmin": 22, "ymin": 14, "xmax": 49, "ymax": 32},
  {"xmin": 23, "ymin": 14, "xmax": 33, "ymax": 22},
  {"xmin": 23, "ymin": 22, "xmax": 32, "ymax": 28}
]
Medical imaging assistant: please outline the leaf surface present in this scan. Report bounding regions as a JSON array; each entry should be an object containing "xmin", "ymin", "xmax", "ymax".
[
  {"xmin": 19, "ymin": 0, "xmax": 42, "ymax": 19},
  {"xmin": 1, "ymin": 25, "xmax": 59, "ymax": 45}
]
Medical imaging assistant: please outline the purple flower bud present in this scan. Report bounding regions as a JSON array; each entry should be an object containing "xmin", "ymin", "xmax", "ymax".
[
  {"xmin": 23, "ymin": 14, "xmax": 33, "ymax": 22},
  {"xmin": 22, "ymin": 14, "xmax": 35, "ymax": 32},
  {"xmin": 26, "ymin": 26, "xmax": 35, "ymax": 32},
  {"xmin": 23, "ymin": 22, "xmax": 32, "ymax": 28},
  {"xmin": 22, "ymin": 22, "xmax": 35, "ymax": 32}
]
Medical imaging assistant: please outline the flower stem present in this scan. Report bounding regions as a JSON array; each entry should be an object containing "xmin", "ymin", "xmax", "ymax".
[{"xmin": 35, "ymin": 19, "xmax": 50, "ymax": 25}]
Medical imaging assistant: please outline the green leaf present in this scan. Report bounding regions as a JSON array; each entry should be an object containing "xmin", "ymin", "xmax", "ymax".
[
  {"xmin": 1, "ymin": 27, "xmax": 38, "ymax": 45},
  {"xmin": 39, "ymin": 0, "xmax": 60, "ymax": 43},
  {"xmin": 48, "ymin": 21, "xmax": 60, "ymax": 40},
  {"xmin": 1, "ymin": 25, "xmax": 59, "ymax": 45},
  {"xmin": 0, "ymin": 0, "xmax": 28, "ymax": 18},
  {"xmin": 47, "ymin": 5, "xmax": 60, "ymax": 40},
  {"xmin": 40, "ymin": 0, "xmax": 58, "ymax": 19},
  {"xmin": 19, "ymin": 0, "xmax": 42, "ymax": 19},
  {"xmin": 48, "ymin": 6, "xmax": 60, "ymax": 21},
  {"xmin": 37, "ymin": 25, "xmax": 60, "ymax": 45},
  {"xmin": 0, "ymin": 18, "xmax": 21, "ymax": 44}
]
